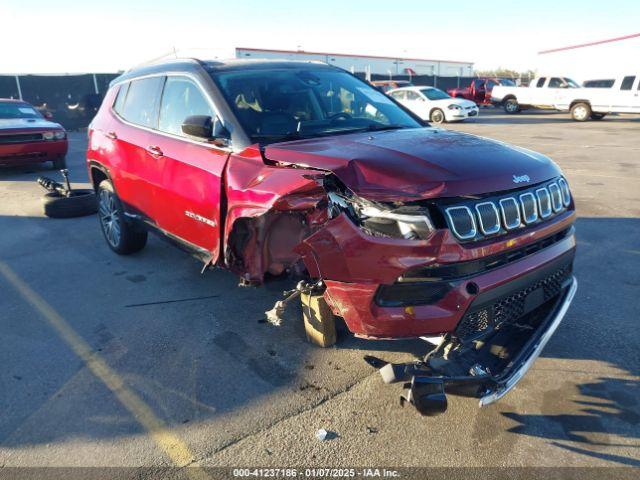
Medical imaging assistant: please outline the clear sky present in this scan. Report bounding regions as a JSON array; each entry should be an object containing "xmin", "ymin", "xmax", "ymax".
[{"xmin": 1, "ymin": 0, "xmax": 638, "ymax": 74}]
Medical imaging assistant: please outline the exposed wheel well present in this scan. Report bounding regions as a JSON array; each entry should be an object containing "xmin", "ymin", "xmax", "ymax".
[
  {"xmin": 90, "ymin": 166, "xmax": 108, "ymax": 192},
  {"xmin": 503, "ymin": 95, "xmax": 517, "ymax": 102},
  {"xmin": 570, "ymin": 99, "xmax": 591, "ymax": 109}
]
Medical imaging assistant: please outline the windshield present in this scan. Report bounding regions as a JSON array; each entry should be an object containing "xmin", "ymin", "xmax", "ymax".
[
  {"xmin": 211, "ymin": 68, "xmax": 422, "ymax": 143},
  {"xmin": 420, "ymin": 88, "xmax": 450, "ymax": 100},
  {"xmin": 0, "ymin": 102, "xmax": 41, "ymax": 120},
  {"xmin": 499, "ymin": 79, "xmax": 516, "ymax": 86}
]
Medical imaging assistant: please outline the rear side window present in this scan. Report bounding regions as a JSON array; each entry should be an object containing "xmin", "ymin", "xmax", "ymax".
[
  {"xmin": 158, "ymin": 77, "xmax": 215, "ymax": 136},
  {"xmin": 583, "ymin": 79, "xmax": 615, "ymax": 88},
  {"xmin": 119, "ymin": 77, "xmax": 164, "ymax": 128},
  {"xmin": 113, "ymin": 83, "xmax": 129, "ymax": 114},
  {"xmin": 621, "ymin": 76, "xmax": 636, "ymax": 90},
  {"xmin": 536, "ymin": 78, "xmax": 546, "ymax": 87}
]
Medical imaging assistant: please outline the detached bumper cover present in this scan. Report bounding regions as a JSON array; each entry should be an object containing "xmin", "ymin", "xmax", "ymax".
[
  {"xmin": 370, "ymin": 267, "xmax": 577, "ymax": 415},
  {"xmin": 479, "ymin": 276, "xmax": 577, "ymax": 405}
]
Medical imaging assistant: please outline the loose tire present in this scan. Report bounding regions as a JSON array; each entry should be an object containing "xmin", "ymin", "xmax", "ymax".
[
  {"xmin": 52, "ymin": 157, "xmax": 67, "ymax": 169},
  {"xmin": 97, "ymin": 180, "xmax": 147, "ymax": 254},
  {"xmin": 42, "ymin": 190, "xmax": 97, "ymax": 218},
  {"xmin": 503, "ymin": 98, "xmax": 519, "ymax": 114},
  {"xmin": 571, "ymin": 102, "xmax": 591, "ymax": 121},
  {"xmin": 591, "ymin": 112, "xmax": 606, "ymax": 120},
  {"xmin": 430, "ymin": 108, "xmax": 445, "ymax": 124}
]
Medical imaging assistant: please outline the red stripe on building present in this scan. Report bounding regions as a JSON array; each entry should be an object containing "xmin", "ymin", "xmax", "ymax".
[{"xmin": 539, "ymin": 32, "xmax": 640, "ymax": 54}]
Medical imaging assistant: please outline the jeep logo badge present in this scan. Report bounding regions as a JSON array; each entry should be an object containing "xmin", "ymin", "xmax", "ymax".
[{"xmin": 512, "ymin": 174, "xmax": 531, "ymax": 184}]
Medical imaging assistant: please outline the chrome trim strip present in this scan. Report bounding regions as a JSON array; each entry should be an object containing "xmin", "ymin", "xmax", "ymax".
[
  {"xmin": 519, "ymin": 192, "xmax": 538, "ymax": 224},
  {"xmin": 445, "ymin": 206, "xmax": 477, "ymax": 240},
  {"xmin": 499, "ymin": 197, "xmax": 521, "ymax": 230},
  {"xmin": 480, "ymin": 277, "xmax": 578, "ymax": 406},
  {"xmin": 558, "ymin": 178, "xmax": 571, "ymax": 206},
  {"xmin": 536, "ymin": 187, "xmax": 552, "ymax": 218},
  {"xmin": 474, "ymin": 201, "xmax": 500, "ymax": 235},
  {"xmin": 548, "ymin": 183, "xmax": 563, "ymax": 212}
]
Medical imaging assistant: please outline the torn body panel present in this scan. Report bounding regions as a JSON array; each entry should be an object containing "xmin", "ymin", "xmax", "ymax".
[{"xmin": 223, "ymin": 146, "xmax": 328, "ymax": 283}]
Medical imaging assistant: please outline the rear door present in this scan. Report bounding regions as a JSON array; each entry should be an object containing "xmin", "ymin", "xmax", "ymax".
[
  {"xmin": 614, "ymin": 75, "xmax": 638, "ymax": 112},
  {"xmin": 110, "ymin": 76, "xmax": 164, "ymax": 219},
  {"xmin": 147, "ymin": 75, "xmax": 229, "ymax": 260}
]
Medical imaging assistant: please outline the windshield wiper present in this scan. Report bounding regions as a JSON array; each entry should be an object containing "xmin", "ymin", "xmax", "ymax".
[{"xmin": 365, "ymin": 124, "xmax": 407, "ymax": 132}]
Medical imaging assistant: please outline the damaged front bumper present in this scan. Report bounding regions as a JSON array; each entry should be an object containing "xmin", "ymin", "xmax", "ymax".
[{"xmin": 367, "ymin": 258, "xmax": 577, "ymax": 415}]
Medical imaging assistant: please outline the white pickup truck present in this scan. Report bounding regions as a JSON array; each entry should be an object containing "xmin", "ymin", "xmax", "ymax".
[{"xmin": 491, "ymin": 75, "xmax": 640, "ymax": 121}]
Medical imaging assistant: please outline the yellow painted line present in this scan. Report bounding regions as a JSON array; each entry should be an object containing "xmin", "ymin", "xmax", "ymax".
[{"xmin": 0, "ymin": 261, "xmax": 209, "ymax": 480}]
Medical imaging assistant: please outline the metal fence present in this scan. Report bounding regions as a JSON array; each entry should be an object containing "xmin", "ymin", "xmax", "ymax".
[{"xmin": 0, "ymin": 73, "xmax": 120, "ymax": 130}]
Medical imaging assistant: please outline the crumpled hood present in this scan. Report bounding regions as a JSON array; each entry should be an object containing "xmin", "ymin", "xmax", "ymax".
[
  {"xmin": 0, "ymin": 118, "xmax": 63, "ymax": 132},
  {"xmin": 264, "ymin": 127, "xmax": 562, "ymax": 202}
]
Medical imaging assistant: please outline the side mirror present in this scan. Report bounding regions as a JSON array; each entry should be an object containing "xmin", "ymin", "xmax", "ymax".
[
  {"xmin": 182, "ymin": 115, "xmax": 213, "ymax": 139},
  {"xmin": 43, "ymin": 111, "xmax": 53, "ymax": 120},
  {"xmin": 181, "ymin": 115, "xmax": 231, "ymax": 147}
]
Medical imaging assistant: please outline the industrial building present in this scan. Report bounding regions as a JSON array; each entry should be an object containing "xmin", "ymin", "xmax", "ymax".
[{"xmin": 235, "ymin": 47, "xmax": 474, "ymax": 78}]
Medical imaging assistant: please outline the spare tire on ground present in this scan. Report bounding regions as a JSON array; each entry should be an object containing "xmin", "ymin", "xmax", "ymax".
[{"xmin": 42, "ymin": 190, "xmax": 97, "ymax": 218}]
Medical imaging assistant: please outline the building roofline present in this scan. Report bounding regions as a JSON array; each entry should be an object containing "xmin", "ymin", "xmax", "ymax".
[
  {"xmin": 539, "ymin": 32, "xmax": 640, "ymax": 54},
  {"xmin": 235, "ymin": 47, "xmax": 473, "ymax": 65}
]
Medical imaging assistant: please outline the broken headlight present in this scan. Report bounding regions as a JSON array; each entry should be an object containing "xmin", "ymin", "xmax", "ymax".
[{"xmin": 328, "ymin": 192, "xmax": 434, "ymax": 240}]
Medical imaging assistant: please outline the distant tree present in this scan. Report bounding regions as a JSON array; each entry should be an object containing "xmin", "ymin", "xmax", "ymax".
[{"xmin": 474, "ymin": 68, "xmax": 536, "ymax": 81}]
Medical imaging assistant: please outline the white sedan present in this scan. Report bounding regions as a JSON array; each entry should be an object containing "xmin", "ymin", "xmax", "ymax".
[{"xmin": 388, "ymin": 86, "xmax": 479, "ymax": 123}]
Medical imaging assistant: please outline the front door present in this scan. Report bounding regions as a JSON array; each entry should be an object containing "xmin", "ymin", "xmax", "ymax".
[{"xmin": 148, "ymin": 75, "xmax": 229, "ymax": 261}]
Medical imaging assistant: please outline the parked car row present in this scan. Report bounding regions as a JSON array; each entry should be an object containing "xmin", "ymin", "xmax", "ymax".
[{"xmin": 491, "ymin": 74, "xmax": 640, "ymax": 121}]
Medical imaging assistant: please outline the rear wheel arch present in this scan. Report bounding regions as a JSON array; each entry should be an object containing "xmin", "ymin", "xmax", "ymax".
[{"xmin": 89, "ymin": 164, "xmax": 110, "ymax": 192}]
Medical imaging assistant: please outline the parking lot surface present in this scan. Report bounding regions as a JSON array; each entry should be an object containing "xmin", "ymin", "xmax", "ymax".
[{"xmin": 1, "ymin": 111, "xmax": 639, "ymax": 475}]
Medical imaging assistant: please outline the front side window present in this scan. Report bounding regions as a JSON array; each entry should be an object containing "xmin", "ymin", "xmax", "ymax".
[
  {"xmin": 0, "ymin": 102, "xmax": 41, "ymax": 119},
  {"xmin": 158, "ymin": 77, "xmax": 215, "ymax": 136},
  {"xmin": 421, "ymin": 88, "xmax": 450, "ymax": 101},
  {"xmin": 548, "ymin": 77, "xmax": 563, "ymax": 88},
  {"xmin": 389, "ymin": 91, "xmax": 405, "ymax": 100},
  {"xmin": 211, "ymin": 67, "xmax": 421, "ymax": 143},
  {"xmin": 563, "ymin": 78, "xmax": 580, "ymax": 88},
  {"xmin": 536, "ymin": 77, "xmax": 546, "ymax": 88},
  {"xmin": 621, "ymin": 76, "xmax": 636, "ymax": 90},
  {"xmin": 119, "ymin": 77, "xmax": 164, "ymax": 128}
]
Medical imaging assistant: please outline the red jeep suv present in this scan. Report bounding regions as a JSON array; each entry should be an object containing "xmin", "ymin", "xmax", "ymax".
[{"xmin": 88, "ymin": 59, "xmax": 577, "ymax": 415}]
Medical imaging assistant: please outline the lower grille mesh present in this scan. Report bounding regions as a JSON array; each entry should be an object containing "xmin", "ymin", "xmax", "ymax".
[{"xmin": 455, "ymin": 263, "xmax": 572, "ymax": 341}]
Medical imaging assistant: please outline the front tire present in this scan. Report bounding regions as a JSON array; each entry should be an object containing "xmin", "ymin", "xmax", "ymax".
[
  {"xmin": 97, "ymin": 180, "xmax": 147, "ymax": 254},
  {"xmin": 503, "ymin": 98, "xmax": 519, "ymax": 114},
  {"xmin": 571, "ymin": 102, "xmax": 591, "ymax": 121},
  {"xmin": 430, "ymin": 108, "xmax": 445, "ymax": 124}
]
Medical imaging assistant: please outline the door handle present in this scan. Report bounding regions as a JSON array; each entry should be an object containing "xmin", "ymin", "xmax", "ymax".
[
  {"xmin": 146, "ymin": 145, "xmax": 163, "ymax": 157},
  {"xmin": 105, "ymin": 131, "xmax": 117, "ymax": 140}
]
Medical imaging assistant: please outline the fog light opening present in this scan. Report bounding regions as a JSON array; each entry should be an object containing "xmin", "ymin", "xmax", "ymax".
[{"xmin": 466, "ymin": 282, "xmax": 480, "ymax": 295}]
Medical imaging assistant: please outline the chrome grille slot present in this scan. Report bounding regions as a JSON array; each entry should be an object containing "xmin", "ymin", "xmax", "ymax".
[
  {"xmin": 519, "ymin": 192, "xmax": 538, "ymax": 224},
  {"xmin": 536, "ymin": 188, "xmax": 552, "ymax": 218},
  {"xmin": 548, "ymin": 183, "xmax": 563, "ymax": 212},
  {"xmin": 474, "ymin": 202, "xmax": 500, "ymax": 235},
  {"xmin": 558, "ymin": 178, "xmax": 571, "ymax": 206},
  {"xmin": 445, "ymin": 206, "xmax": 477, "ymax": 240},
  {"xmin": 499, "ymin": 197, "xmax": 521, "ymax": 230},
  {"xmin": 442, "ymin": 177, "xmax": 572, "ymax": 242}
]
